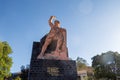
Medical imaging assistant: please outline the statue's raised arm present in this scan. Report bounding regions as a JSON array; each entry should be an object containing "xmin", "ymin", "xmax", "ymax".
[{"xmin": 48, "ymin": 16, "xmax": 56, "ymax": 28}]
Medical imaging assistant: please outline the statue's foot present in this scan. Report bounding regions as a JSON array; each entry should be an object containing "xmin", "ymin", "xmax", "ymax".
[
  {"xmin": 37, "ymin": 54, "xmax": 44, "ymax": 59},
  {"xmin": 55, "ymin": 49, "xmax": 61, "ymax": 53},
  {"xmin": 51, "ymin": 50, "xmax": 61, "ymax": 56}
]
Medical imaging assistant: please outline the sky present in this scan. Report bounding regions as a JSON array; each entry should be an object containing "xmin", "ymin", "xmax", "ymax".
[{"xmin": 0, "ymin": 0, "xmax": 120, "ymax": 73}]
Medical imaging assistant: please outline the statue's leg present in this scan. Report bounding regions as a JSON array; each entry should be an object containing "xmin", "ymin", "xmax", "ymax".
[
  {"xmin": 37, "ymin": 37, "xmax": 52, "ymax": 59},
  {"xmin": 55, "ymin": 37, "xmax": 63, "ymax": 52}
]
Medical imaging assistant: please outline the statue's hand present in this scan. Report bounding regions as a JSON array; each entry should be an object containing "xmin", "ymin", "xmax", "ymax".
[{"xmin": 51, "ymin": 16, "xmax": 56, "ymax": 19}]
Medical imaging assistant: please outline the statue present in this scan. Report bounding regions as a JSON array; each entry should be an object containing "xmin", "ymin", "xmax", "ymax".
[
  {"xmin": 29, "ymin": 16, "xmax": 77, "ymax": 80},
  {"xmin": 37, "ymin": 16, "xmax": 68, "ymax": 60}
]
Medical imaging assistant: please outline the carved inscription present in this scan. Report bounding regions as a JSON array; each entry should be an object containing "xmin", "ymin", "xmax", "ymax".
[{"xmin": 47, "ymin": 67, "xmax": 60, "ymax": 76}]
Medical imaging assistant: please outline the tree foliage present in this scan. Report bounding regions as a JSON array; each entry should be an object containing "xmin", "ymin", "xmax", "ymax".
[
  {"xmin": 0, "ymin": 41, "xmax": 13, "ymax": 79},
  {"xmin": 76, "ymin": 57, "xmax": 88, "ymax": 71},
  {"xmin": 91, "ymin": 51, "xmax": 120, "ymax": 79},
  {"xmin": 14, "ymin": 76, "xmax": 21, "ymax": 80},
  {"xmin": 20, "ymin": 65, "xmax": 29, "ymax": 80}
]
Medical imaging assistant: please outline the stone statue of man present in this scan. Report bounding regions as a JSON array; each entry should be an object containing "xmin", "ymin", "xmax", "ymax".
[{"xmin": 37, "ymin": 16, "xmax": 68, "ymax": 60}]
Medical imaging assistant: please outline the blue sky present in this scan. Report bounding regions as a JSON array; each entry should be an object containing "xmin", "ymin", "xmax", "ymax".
[{"xmin": 0, "ymin": 0, "xmax": 120, "ymax": 72}]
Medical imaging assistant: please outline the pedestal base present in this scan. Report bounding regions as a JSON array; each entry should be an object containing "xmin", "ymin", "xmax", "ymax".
[{"xmin": 29, "ymin": 59, "xmax": 77, "ymax": 80}]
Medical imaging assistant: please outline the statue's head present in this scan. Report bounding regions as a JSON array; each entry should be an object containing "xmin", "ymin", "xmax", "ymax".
[{"xmin": 54, "ymin": 20, "xmax": 60, "ymax": 27}]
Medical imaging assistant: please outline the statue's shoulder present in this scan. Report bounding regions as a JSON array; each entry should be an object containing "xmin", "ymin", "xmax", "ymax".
[{"xmin": 60, "ymin": 28, "xmax": 66, "ymax": 32}]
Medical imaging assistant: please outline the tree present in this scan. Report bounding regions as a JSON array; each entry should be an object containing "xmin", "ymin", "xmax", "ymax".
[
  {"xmin": 76, "ymin": 57, "xmax": 88, "ymax": 71},
  {"xmin": 20, "ymin": 65, "xmax": 29, "ymax": 80},
  {"xmin": 14, "ymin": 76, "xmax": 21, "ymax": 80},
  {"xmin": 91, "ymin": 51, "xmax": 120, "ymax": 79},
  {"xmin": 0, "ymin": 41, "xmax": 13, "ymax": 79},
  {"xmin": 76, "ymin": 57, "xmax": 94, "ymax": 80}
]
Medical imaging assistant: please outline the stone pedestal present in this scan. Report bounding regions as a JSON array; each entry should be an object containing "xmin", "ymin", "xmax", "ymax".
[
  {"xmin": 28, "ymin": 42, "xmax": 77, "ymax": 80},
  {"xmin": 29, "ymin": 59, "xmax": 77, "ymax": 80}
]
